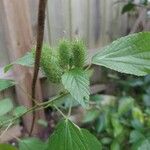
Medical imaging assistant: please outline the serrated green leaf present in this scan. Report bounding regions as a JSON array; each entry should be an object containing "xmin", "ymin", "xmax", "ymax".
[
  {"xmin": 0, "ymin": 98, "xmax": 13, "ymax": 116},
  {"xmin": 92, "ymin": 32, "xmax": 150, "ymax": 76},
  {"xmin": 0, "ymin": 144, "xmax": 17, "ymax": 150},
  {"xmin": 19, "ymin": 138, "xmax": 45, "ymax": 150},
  {"xmin": 62, "ymin": 68, "xmax": 90, "ymax": 107},
  {"xmin": 46, "ymin": 119, "xmax": 102, "ymax": 150},
  {"xmin": 0, "ymin": 79, "xmax": 15, "ymax": 91},
  {"xmin": 4, "ymin": 52, "xmax": 34, "ymax": 73},
  {"xmin": 118, "ymin": 97, "xmax": 134, "ymax": 116}
]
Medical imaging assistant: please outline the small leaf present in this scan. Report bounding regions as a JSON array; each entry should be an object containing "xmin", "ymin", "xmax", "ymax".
[
  {"xmin": 46, "ymin": 119, "xmax": 102, "ymax": 150},
  {"xmin": 129, "ymin": 130, "xmax": 145, "ymax": 143},
  {"xmin": 95, "ymin": 113, "xmax": 106, "ymax": 133},
  {"xmin": 62, "ymin": 68, "xmax": 90, "ymax": 107},
  {"xmin": 14, "ymin": 52, "xmax": 34, "ymax": 67},
  {"xmin": 132, "ymin": 107, "xmax": 144, "ymax": 124},
  {"xmin": 37, "ymin": 119, "xmax": 48, "ymax": 127},
  {"xmin": 0, "ymin": 144, "xmax": 17, "ymax": 150},
  {"xmin": 111, "ymin": 114, "xmax": 123, "ymax": 137},
  {"xmin": 4, "ymin": 64, "xmax": 13, "ymax": 73},
  {"xmin": 4, "ymin": 52, "xmax": 34, "ymax": 73},
  {"xmin": 13, "ymin": 106, "xmax": 27, "ymax": 117},
  {"xmin": 19, "ymin": 138, "xmax": 45, "ymax": 150},
  {"xmin": 122, "ymin": 3, "xmax": 135, "ymax": 14},
  {"xmin": 92, "ymin": 32, "xmax": 150, "ymax": 76},
  {"xmin": 131, "ymin": 119, "xmax": 144, "ymax": 131},
  {"xmin": 110, "ymin": 140, "xmax": 120, "ymax": 150},
  {"xmin": 0, "ymin": 98, "xmax": 13, "ymax": 116},
  {"xmin": 83, "ymin": 109, "xmax": 100, "ymax": 123},
  {"xmin": 101, "ymin": 137, "xmax": 112, "ymax": 145},
  {"xmin": 0, "ymin": 79, "xmax": 15, "ymax": 92},
  {"xmin": 118, "ymin": 97, "xmax": 134, "ymax": 116},
  {"xmin": 0, "ymin": 115, "xmax": 13, "ymax": 126}
]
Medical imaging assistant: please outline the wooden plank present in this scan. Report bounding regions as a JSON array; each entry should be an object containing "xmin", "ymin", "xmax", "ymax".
[
  {"xmin": 109, "ymin": 0, "xmax": 128, "ymax": 39},
  {"xmin": 1, "ymin": 0, "xmax": 45, "ymax": 136},
  {"xmin": 0, "ymin": 3, "xmax": 10, "ymax": 67},
  {"xmin": 88, "ymin": 0, "xmax": 101, "ymax": 49},
  {"xmin": 28, "ymin": 0, "xmax": 39, "ymax": 39},
  {"xmin": 70, "ymin": 0, "xmax": 88, "ymax": 43},
  {"xmin": 44, "ymin": 0, "xmax": 129, "ymax": 49},
  {"xmin": 47, "ymin": 0, "xmax": 69, "ymax": 46}
]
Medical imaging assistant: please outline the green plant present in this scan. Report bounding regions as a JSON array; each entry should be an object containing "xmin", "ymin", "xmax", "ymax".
[
  {"xmin": 0, "ymin": 79, "xmax": 27, "ymax": 128},
  {"xmin": 1, "ymin": 32, "xmax": 150, "ymax": 149},
  {"xmin": 83, "ymin": 93, "xmax": 150, "ymax": 150},
  {"xmin": 121, "ymin": 0, "xmax": 149, "ymax": 14}
]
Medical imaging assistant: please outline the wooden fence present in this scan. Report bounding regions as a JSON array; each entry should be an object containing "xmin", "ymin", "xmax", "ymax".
[{"xmin": 0, "ymin": 0, "xmax": 139, "ymax": 135}]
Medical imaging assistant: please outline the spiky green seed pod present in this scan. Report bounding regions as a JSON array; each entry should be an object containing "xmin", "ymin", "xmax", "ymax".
[
  {"xmin": 41, "ymin": 45, "xmax": 63, "ymax": 83},
  {"xmin": 58, "ymin": 39, "xmax": 72, "ymax": 69},
  {"xmin": 71, "ymin": 40, "xmax": 86, "ymax": 68}
]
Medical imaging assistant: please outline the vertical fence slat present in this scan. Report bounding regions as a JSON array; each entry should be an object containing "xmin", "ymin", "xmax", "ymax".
[
  {"xmin": 0, "ymin": 3, "xmax": 10, "ymax": 67},
  {"xmin": 88, "ymin": 0, "xmax": 101, "ymax": 49},
  {"xmin": 47, "ymin": 0, "xmax": 69, "ymax": 46},
  {"xmin": 1, "ymin": 0, "xmax": 45, "ymax": 135},
  {"xmin": 71, "ymin": 0, "xmax": 88, "ymax": 43}
]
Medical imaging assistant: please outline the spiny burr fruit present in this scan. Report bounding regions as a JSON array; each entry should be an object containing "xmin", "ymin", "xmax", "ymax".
[
  {"xmin": 32, "ymin": 44, "xmax": 63, "ymax": 83},
  {"xmin": 58, "ymin": 39, "xmax": 72, "ymax": 69},
  {"xmin": 71, "ymin": 40, "xmax": 86, "ymax": 68},
  {"xmin": 41, "ymin": 45, "xmax": 63, "ymax": 83}
]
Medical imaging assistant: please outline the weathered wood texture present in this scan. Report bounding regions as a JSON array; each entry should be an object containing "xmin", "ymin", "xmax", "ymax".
[
  {"xmin": 0, "ymin": 0, "xmax": 45, "ymax": 136},
  {"xmin": 45, "ymin": 0, "xmax": 128, "ymax": 49}
]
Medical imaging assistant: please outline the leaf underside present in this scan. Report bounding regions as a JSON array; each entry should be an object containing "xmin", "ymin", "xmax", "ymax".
[
  {"xmin": 62, "ymin": 68, "xmax": 90, "ymax": 107},
  {"xmin": 92, "ymin": 32, "xmax": 150, "ymax": 76},
  {"xmin": 0, "ymin": 79, "xmax": 15, "ymax": 92}
]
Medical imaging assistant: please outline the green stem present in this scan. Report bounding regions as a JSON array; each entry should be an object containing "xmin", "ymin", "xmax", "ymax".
[{"xmin": 1, "ymin": 93, "xmax": 68, "ymax": 126}]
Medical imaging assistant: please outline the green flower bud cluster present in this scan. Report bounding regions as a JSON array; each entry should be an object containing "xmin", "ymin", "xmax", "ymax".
[
  {"xmin": 32, "ymin": 39, "xmax": 87, "ymax": 83},
  {"xmin": 58, "ymin": 40, "xmax": 72, "ymax": 69},
  {"xmin": 58, "ymin": 39, "xmax": 86, "ymax": 69},
  {"xmin": 71, "ymin": 40, "xmax": 86, "ymax": 68},
  {"xmin": 40, "ymin": 45, "xmax": 63, "ymax": 83}
]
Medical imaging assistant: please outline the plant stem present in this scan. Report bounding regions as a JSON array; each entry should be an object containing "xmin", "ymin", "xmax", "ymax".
[
  {"xmin": 30, "ymin": 0, "xmax": 48, "ymax": 136},
  {"xmin": 1, "ymin": 93, "xmax": 68, "ymax": 127}
]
